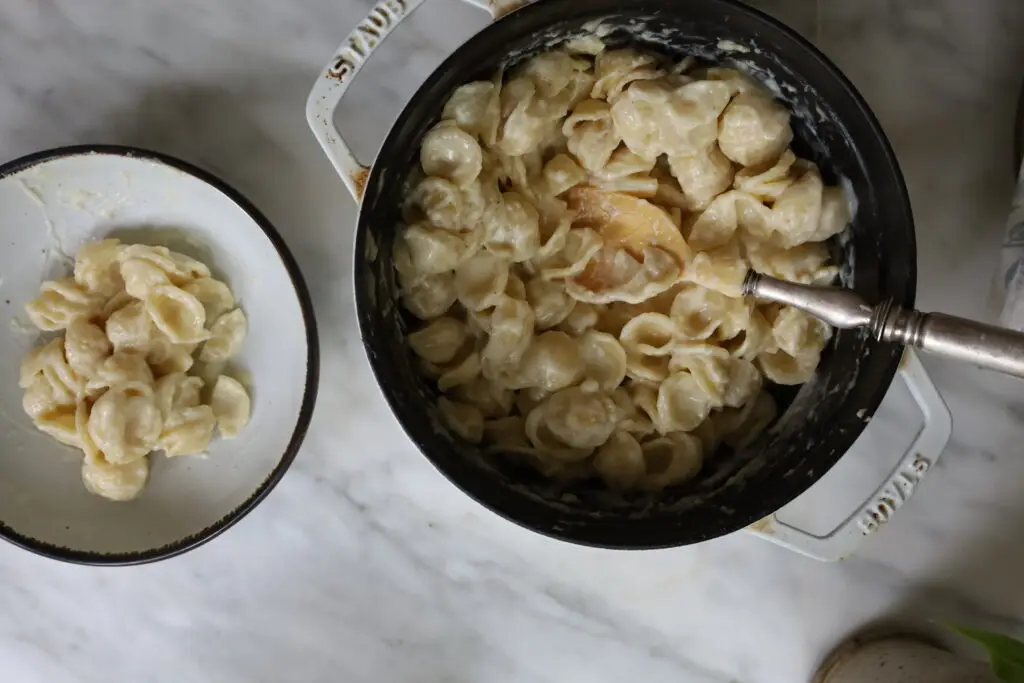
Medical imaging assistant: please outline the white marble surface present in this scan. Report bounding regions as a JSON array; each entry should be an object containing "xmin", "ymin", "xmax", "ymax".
[{"xmin": 2, "ymin": 1, "xmax": 1024, "ymax": 681}]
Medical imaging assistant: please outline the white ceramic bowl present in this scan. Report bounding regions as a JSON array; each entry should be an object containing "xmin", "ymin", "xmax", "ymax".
[{"xmin": 0, "ymin": 146, "xmax": 318, "ymax": 564}]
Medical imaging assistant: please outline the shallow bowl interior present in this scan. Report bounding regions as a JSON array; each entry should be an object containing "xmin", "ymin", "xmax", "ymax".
[{"xmin": 0, "ymin": 147, "xmax": 317, "ymax": 563}]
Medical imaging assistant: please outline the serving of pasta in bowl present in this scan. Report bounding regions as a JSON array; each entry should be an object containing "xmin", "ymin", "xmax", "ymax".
[
  {"xmin": 308, "ymin": 0, "xmax": 920, "ymax": 551},
  {"xmin": 0, "ymin": 146, "xmax": 317, "ymax": 564}
]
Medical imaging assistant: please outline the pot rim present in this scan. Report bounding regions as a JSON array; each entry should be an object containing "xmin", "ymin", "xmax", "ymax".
[{"xmin": 353, "ymin": 0, "xmax": 916, "ymax": 549}]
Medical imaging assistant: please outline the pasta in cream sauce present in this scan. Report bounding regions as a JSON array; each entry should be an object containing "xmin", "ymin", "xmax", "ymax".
[
  {"xmin": 20, "ymin": 239, "xmax": 252, "ymax": 501},
  {"xmin": 396, "ymin": 40, "xmax": 846, "ymax": 492}
]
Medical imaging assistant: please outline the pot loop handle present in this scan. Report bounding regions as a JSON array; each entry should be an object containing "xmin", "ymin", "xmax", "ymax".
[
  {"xmin": 745, "ymin": 349, "xmax": 951, "ymax": 561},
  {"xmin": 305, "ymin": 0, "xmax": 528, "ymax": 202}
]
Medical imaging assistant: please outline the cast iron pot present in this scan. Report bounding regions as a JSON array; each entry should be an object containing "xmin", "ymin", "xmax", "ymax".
[{"xmin": 308, "ymin": 0, "xmax": 919, "ymax": 552}]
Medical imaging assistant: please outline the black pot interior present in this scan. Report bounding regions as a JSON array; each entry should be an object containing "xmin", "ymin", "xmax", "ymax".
[{"xmin": 355, "ymin": 0, "xmax": 916, "ymax": 548}]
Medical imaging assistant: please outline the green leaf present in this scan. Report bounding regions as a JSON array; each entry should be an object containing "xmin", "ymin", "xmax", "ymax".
[{"xmin": 951, "ymin": 624, "xmax": 1024, "ymax": 683}]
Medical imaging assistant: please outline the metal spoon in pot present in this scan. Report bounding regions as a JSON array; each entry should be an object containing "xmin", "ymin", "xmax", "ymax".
[{"xmin": 743, "ymin": 270, "xmax": 1024, "ymax": 379}]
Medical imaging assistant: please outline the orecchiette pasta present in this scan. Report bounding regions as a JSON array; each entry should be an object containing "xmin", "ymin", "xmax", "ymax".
[
  {"xmin": 482, "ymin": 192, "xmax": 541, "ymax": 262},
  {"xmin": 158, "ymin": 405, "xmax": 217, "ymax": 457},
  {"xmin": 399, "ymin": 264, "xmax": 458, "ymax": 320},
  {"xmin": 625, "ymin": 347, "xmax": 671, "ymax": 384},
  {"xmin": 37, "ymin": 405, "xmax": 82, "ymax": 448},
  {"xmin": 87, "ymin": 381, "xmax": 164, "ymax": 464},
  {"xmin": 516, "ymin": 51, "xmax": 593, "ymax": 114},
  {"xmin": 612, "ymin": 384, "xmax": 657, "ymax": 436},
  {"xmin": 717, "ymin": 92, "xmax": 793, "ymax": 167},
  {"xmin": 670, "ymin": 344, "xmax": 762, "ymax": 411},
  {"xmin": 686, "ymin": 191, "xmax": 743, "ymax": 251},
  {"xmin": 408, "ymin": 317, "xmax": 468, "ymax": 365},
  {"xmin": 701, "ymin": 67, "xmax": 758, "ymax": 96},
  {"xmin": 609, "ymin": 81, "xmax": 674, "ymax": 160},
  {"xmin": 397, "ymin": 40, "xmax": 850, "ymax": 491},
  {"xmin": 770, "ymin": 165, "xmax": 851, "ymax": 247},
  {"xmin": 745, "ymin": 239, "xmax": 838, "ymax": 286},
  {"xmin": 579, "ymin": 330, "xmax": 628, "ymax": 392},
  {"xmin": 75, "ymin": 239, "xmax": 126, "ymax": 297},
  {"xmin": 724, "ymin": 307, "xmax": 776, "ymax": 360},
  {"xmin": 757, "ymin": 348, "xmax": 821, "ymax": 385},
  {"xmin": 714, "ymin": 391, "xmax": 778, "ymax": 448},
  {"xmin": 568, "ymin": 186, "xmax": 691, "ymax": 265},
  {"xmin": 442, "ymin": 80, "xmax": 501, "ymax": 145},
  {"xmin": 23, "ymin": 376, "xmax": 58, "ymax": 421},
  {"xmin": 639, "ymin": 432, "xmax": 704, "ymax": 490},
  {"xmin": 686, "ymin": 240, "xmax": 749, "ymax": 298},
  {"xmin": 439, "ymin": 397, "xmax": 485, "ymax": 444},
  {"xmin": 455, "ymin": 251, "xmax": 510, "ymax": 312},
  {"xmin": 771, "ymin": 305, "xmax": 831, "ymax": 358},
  {"xmin": 22, "ymin": 339, "xmax": 85, "ymax": 408},
  {"xmin": 154, "ymin": 373, "xmax": 205, "ymax": 419},
  {"xmin": 199, "ymin": 308, "xmax": 248, "ymax": 363},
  {"xmin": 544, "ymin": 153, "xmax": 588, "ymax": 196},
  {"xmin": 671, "ymin": 284, "xmax": 733, "ymax": 340},
  {"xmin": 25, "ymin": 277, "xmax": 105, "ymax": 331},
  {"xmin": 594, "ymin": 430, "xmax": 645, "ymax": 490},
  {"xmin": 568, "ymin": 246, "xmax": 681, "ymax": 305},
  {"xmin": 105, "ymin": 300, "xmax": 154, "ymax": 352},
  {"xmin": 118, "ymin": 244, "xmax": 210, "ymax": 285},
  {"xmin": 146, "ymin": 285, "xmax": 209, "ymax": 344},
  {"xmin": 563, "ymin": 99, "xmax": 620, "ymax": 172},
  {"xmin": 505, "ymin": 273, "xmax": 527, "ymax": 301},
  {"xmin": 453, "ymin": 378, "xmax": 513, "ymax": 419},
  {"xmin": 81, "ymin": 450, "xmax": 150, "ymax": 502},
  {"xmin": 514, "ymin": 385, "xmax": 549, "ymax": 419},
  {"xmin": 592, "ymin": 49, "xmax": 664, "ymax": 103},
  {"xmin": 483, "ymin": 415, "xmax": 529, "ymax": 449},
  {"xmin": 403, "ymin": 222, "xmax": 467, "ymax": 275},
  {"xmin": 99, "ymin": 291, "xmax": 133, "ymax": 321},
  {"xmin": 536, "ymin": 226, "xmax": 603, "ymax": 281},
  {"xmin": 657, "ymin": 371, "xmax": 714, "ymax": 432},
  {"xmin": 121, "ymin": 257, "xmax": 172, "ymax": 299},
  {"xmin": 437, "ymin": 351, "xmax": 481, "ymax": 392},
  {"xmin": 86, "ymin": 351, "xmax": 155, "ymax": 395},
  {"xmin": 733, "ymin": 149, "xmax": 797, "ymax": 201},
  {"xmin": 420, "ymin": 121, "xmax": 484, "ymax": 187},
  {"xmin": 535, "ymin": 387, "xmax": 618, "ymax": 451},
  {"xmin": 612, "ymin": 79, "xmax": 731, "ymax": 160},
  {"xmin": 407, "ymin": 177, "xmax": 465, "ymax": 233},
  {"xmin": 509, "ymin": 331, "xmax": 583, "ymax": 392},
  {"xmin": 591, "ymin": 147, "xmax": 658, "ymax": 197},
  {"xmin": 620, "ymin": 313, "xmax": 676, "ymax": 356},
  {"xmin": 482, "ymin": 295, "xmax": 535, "ymax": 379},
  {"xmin": 723, "ymin": 358, "xmax": 763, "ymax": 408},
  {"xmin": 526, "ymin": 276, "xmax": 575, "ymax": 330},
  {"xmin": 667, "ymin": 144, "xmax": 735, "ymax": 211},
  {"xmin": 20, "ymin": 239, "xmax": 251, "ymax": 501},
  {"xmin": 183, "ymin": 278, "xmax": 236, "ymax": 322},
  {"xmin": 560, "ymin": 302, "xmax": 601, "ymax": 336},
  {"xmin": 64, "ymin": 320, "xmax": 112, "ymax": 378},
  {"xmin": 498, "ymin": 77, "xmax": 558, "ymax": 157},
  {"xmin": 209, "ymin": 375, "xmax": 251, "ymax": 439},
  {"xmin": 147, "ymin": 336, "xmax": 198, "ymax": 377}
]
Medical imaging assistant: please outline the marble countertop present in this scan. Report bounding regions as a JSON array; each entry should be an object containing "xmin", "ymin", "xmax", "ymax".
[{"xmin": 3, "ymin": 0, "xmax": 1024, "ymax": 681}]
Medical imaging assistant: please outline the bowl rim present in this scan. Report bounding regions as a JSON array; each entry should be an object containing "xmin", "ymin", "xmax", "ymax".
[{"xmin": 0, "ymin": 144, "xmax": 320, "ymax": 566}]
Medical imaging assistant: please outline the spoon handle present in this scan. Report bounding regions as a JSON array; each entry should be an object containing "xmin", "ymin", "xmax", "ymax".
[{"xmin": 743, "ymin": 271, "xmax": 1024, "ymax": 379}]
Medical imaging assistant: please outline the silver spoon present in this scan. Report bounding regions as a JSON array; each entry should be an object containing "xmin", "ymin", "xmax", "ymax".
[{"xmin": 742, "ymin": 270, "xmax": 1024, "ymax": 379}]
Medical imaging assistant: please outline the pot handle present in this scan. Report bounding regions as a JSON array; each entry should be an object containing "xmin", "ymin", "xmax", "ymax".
[
  {"xmin": 305, "ymin": 0, "xmax": 530, "ymax": 201},
  {"xmin": 745, "ymin": 349, "xmax": 952, "ymax": 561}
]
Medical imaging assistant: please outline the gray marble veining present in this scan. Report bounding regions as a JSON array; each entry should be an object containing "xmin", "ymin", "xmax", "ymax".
[{"xmin": 2, "ymin": 1, "xmax": 1024, "ymax": 682}]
